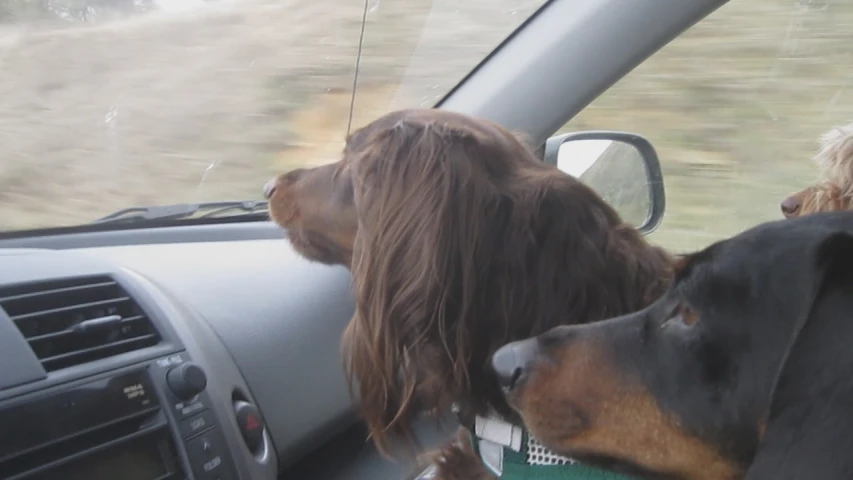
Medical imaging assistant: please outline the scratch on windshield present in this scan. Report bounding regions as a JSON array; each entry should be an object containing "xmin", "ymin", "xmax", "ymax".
[
  {"xmin": 104, "ymin": 95, "xmax": 123, "ymax": 178},
  {"xmin": 197, "ymin": 159, "xmax": 223, "ymax": 200},
  {"xmin": 762, "ymin": 0, "xmax": 837, "ymax": 121}
]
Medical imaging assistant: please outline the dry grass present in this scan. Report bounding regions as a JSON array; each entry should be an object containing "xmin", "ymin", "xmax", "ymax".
[
  {"xmin": 0, "ymin": 0, "xmax": 541, "ymax": 230},
  {"xmin": 566, "ymin": 0, "xmax": 853, "ymax": 251},
  {"xmin": 1, "ymin": 0, "xmax": 852, "ymax": 254}
]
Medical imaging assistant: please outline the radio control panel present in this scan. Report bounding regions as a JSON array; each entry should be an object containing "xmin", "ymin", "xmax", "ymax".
[
  {"xmin": 0, "ymin": 350, "xmax": 267, "ymax": 480},
  {"xmin": 150, "ymin": 352, "xmax": 243, "ymax": 480}
]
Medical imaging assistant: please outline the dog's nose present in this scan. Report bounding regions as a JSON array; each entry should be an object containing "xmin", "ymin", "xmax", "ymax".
[
  {"xmin": 263, "ymin": 179, "xmax": 278, "ymax": 199},
  {"xmin": 491, "ymin": 338, "xmax": 539, "ymax": 391},
  {"xmin": 781, "ymin": 196, "xmax": 801, "ymax": 217}
]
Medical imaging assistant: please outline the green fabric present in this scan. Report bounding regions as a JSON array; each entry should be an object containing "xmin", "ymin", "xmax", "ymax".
[
  {"xmin": 470, "ymin": 430, "xmax": 637, "ymax": 480},
  {"xmin": 498, "ymin": 460, "xmax": 637, "ymax": 480}
]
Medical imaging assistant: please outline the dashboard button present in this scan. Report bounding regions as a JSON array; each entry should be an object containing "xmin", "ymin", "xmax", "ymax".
[
  {"xmin": 166, "ymin": 362, "xmax": 208, "ymax": 400},
  {"xmin": 185, "ymin": 429, "xmax": 234, "ymax": 480},
  {"xmin": 179, "ymin": 409, "xmax": 216, "ymax": 439},
  {"xmin": 233, "ymin": 400, "xmax": 264, "ymax": 453},
  {"xmin": 173, "ymin": 396, "xmax": 207, "ymax": 419}
]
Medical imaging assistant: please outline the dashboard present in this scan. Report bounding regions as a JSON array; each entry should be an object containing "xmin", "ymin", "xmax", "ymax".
[{"xmin": 0, "ymin": 222, "xmax": 457, "ymax": 480}]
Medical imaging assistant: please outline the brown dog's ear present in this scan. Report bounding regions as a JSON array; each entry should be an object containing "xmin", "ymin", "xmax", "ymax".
[
  {"xmin": 342, "ymin": 118, "xmax": 513, "ymax": 457},
  {"xmin": 746, "ymin": 231, "xmax": 853, "ymax": 479}
]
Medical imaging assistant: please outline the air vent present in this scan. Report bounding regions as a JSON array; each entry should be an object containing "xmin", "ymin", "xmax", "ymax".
[{"xmin": 0, "ymin": 275, "xmax": 161, "ymax": 372}]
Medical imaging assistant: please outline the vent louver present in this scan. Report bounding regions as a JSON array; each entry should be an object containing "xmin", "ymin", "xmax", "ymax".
[{"xmin": 0, "ymin": 275, "xmax": 161, "ymax": 372}]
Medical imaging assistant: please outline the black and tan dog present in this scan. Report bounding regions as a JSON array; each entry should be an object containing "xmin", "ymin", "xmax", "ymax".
[{"xmin": 493, "ymin": 211, "xmax": 853, "ymax": 480}]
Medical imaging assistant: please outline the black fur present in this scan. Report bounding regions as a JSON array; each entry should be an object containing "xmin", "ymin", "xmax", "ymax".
[{"xmin": 500, "ymin": 210, "xmax": 853, "ymax": 479}]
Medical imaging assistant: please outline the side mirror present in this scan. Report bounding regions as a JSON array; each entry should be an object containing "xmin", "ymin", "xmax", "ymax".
[{"xmin": 544, "ymin": 131, "xmax": 666, "ymax": 235}]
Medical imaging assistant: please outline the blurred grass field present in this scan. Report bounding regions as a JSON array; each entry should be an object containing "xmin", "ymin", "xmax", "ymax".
[
  {"xmin": 567, "ymin": 0, "xmax": 853, "ymax": 251},
  {"xmin": 0, "ymin": 0, "xmax": 851, "ymax": 254}
]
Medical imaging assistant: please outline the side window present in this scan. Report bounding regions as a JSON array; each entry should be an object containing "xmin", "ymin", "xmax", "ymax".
[{"xmin": 558, "ymin": 0, "xmax": 853, "ymax": 252}]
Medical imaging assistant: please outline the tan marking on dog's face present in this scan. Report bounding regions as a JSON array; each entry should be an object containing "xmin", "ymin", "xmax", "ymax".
[{"xmin": 508, "ymin": 336, "xmax": 741, "ymax": 480}]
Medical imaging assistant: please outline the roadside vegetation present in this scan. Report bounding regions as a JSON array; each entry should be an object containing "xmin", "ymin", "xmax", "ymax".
[{"xmin": 0, "ymin": 0, "xmax": 850, "ymax": 254}]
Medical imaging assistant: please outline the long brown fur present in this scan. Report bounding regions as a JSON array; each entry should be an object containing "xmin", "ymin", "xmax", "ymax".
[
  {"xmin": 781, "ymin": 121, "xmax": 853, "ymax": 218},
  {"xmin": 265, "ymin": 109, "xmax": 673, "ymax": 478}
]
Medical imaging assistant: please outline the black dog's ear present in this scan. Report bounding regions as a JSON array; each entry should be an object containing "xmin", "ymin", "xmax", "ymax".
[{"xmin": 746, "ymin": 232, "xmax": 853, "ymax": 479}]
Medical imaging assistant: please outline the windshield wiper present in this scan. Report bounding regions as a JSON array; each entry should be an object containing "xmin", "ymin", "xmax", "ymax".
[{"xmin": 91, "ymin": 200, "xmax": 268, "ymax": 225}]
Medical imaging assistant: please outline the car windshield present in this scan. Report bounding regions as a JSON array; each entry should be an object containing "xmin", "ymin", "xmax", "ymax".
[{"xmin": 0, "ymin": 0, "xmax": 546, "ymax": 232}]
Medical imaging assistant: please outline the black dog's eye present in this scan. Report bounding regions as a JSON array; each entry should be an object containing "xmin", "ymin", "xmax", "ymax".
[{"xmin": 661, "ymin": 303, "xmax": 699, "ymax": 329}]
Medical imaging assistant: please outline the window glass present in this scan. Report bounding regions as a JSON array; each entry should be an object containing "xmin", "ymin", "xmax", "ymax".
[
  {"xmin": 0, "ymin": 0, "xmax": 545, "ymax": 231},
  {"xmin": 560, "ymin": 0, "xmax": 853, "ymax": 252}
]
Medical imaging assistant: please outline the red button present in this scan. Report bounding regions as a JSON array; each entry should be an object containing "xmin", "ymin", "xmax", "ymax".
[
  {"xmin": 245, "ymin": 414, "xmax": 260, "ymax": 431},
  {"xmin": 233, "ymin": 400, "xmax": 264, "ymax": 453}
]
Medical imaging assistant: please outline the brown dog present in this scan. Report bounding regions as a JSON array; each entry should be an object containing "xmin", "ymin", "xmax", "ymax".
[
  {"xmin": 495, "ymin": 211, "xmax": 853, "ymax": 480},
  {"xmin": 265, "ymin": 109, "xmax": 673, "ymax": 479},
  {"xmin": 781, "ymin": 121, "xmax": 853, "ymax": 218}
]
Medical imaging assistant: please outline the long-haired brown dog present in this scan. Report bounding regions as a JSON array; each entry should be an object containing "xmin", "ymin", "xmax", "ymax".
[
  {"xmin": 781, "ymin": 121, "xmax": 853, "ymax": 218},
  {"xmin": 264, "ymin": 109, "xmax": 673, "ymax": 479}
]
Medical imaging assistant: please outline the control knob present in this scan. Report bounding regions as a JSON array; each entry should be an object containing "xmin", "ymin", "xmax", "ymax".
[{"xmin": 166, "ymin": 362, "xmax": 207, "ymax": 400}]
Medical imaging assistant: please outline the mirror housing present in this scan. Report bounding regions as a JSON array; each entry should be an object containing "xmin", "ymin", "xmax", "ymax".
[{"xmin": 543, "ymin": 130, "xmax": 666, "ymax": 235}]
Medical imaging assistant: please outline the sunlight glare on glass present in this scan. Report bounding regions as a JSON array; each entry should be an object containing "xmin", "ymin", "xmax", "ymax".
[{"xmin": 557, "ymin": 139, "xmax": 613, "ymax": 178}]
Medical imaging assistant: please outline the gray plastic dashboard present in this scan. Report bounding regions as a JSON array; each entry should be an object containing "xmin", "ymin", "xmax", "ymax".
[
  {"xmin": 75, "ymin": 237, "xmax": 359, "ymax": 467},
  {"xmin": 0, "ymin": 222, "xmax": 457, "ymax": 479}
]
